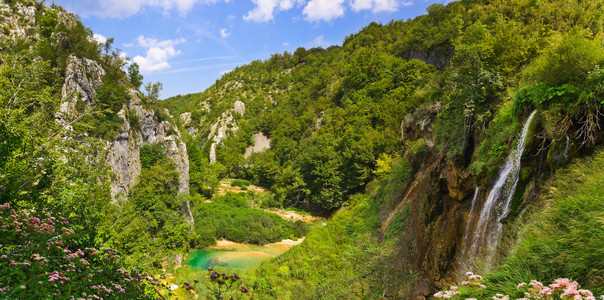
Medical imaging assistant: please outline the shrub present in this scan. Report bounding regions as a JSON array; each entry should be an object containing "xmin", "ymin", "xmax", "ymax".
[
  {"xmin": 522, "ymin": 32, "xmax": 604, "ymax": 86},
  {"xmin": 0, "ymin": 204, "xmax": 160, "ymax": 299},
  {"xmin": 231, "ymin": 179, "xmax": 251, "ymax": 188},
  {"xmin": 140, "ymin": 143, "xmax": 166, "ymax": 169}
]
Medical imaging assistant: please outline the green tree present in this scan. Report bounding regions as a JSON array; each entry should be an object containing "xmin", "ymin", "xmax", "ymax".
[{"xmin": 127, "ymin": 62, "xmax": 144, "ymax": 89}]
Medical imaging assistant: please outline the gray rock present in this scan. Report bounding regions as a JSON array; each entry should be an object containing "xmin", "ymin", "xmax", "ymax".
[{"xmin": 244, "ymin": 132, "xmax": 271, "ymax": 158}]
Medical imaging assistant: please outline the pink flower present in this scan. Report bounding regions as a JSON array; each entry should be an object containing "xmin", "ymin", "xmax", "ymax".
[
  {"xmin": 517, "ymin": 282, "xmax": 527, "ymax": 290},
  {"xmin": 469, "ymin": 274, "xmax": 483, "ymax": 281}
]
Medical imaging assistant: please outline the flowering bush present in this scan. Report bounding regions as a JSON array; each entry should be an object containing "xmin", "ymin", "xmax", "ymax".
[
  {"xmin": 434, "ymin": 272, "xmax": 604, "ymax": 300},
  {"xmin": 180, "ymin": 268, "xmax": 250, "ymax": 300},
  {"xmin": 0, "ymin": 203, "xmax": 164, "ymax": 299}
]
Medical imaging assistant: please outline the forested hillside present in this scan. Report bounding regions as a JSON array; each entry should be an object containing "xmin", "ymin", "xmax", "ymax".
[
  {"xmin": 1, "ymin": 0, "xmax": 603, "ymax": 298},
  {"xmin": 164, "ymin": 0, "xmax": 604, "ymax": 298}
]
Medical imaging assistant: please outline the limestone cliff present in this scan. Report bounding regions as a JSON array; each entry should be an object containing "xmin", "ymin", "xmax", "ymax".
[{"xmin": 58, "ymin": 55, "xmax": 190, "ymax": 206}]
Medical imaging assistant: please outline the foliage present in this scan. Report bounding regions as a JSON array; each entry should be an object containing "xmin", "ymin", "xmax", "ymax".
[
  {"xmin": 182, "ymin": 269, "xmax": 251, "ymax": 300},
  {"xmin": 433, "ymin": 272, "xmax": 601, "ymax": 300},
  {"xmin": 191, "ymin": 193, "xmax": 308, "ymax": 247},
  {"xmin": 128, "ymin": 63, "xmax": 144, "ymax": 89},
  {"xmin": 144, "ymin": 82, "xmax": 163, "ymax": 103},
  {"xmin": 101, "ymin": 157, "xmax": 191, "ymax": 268},
  {"xmin": 187, "ymin": 138, "xmax": 221, "ymax": 197},
  {"xmin": 140, "ymin": 143, "xmax": 167, "ymax": 170},
  {"xmin": 231, "ymin": 179, "xmax": 251, "ymax": 188},
  {"xmin": 0, "ymin": 204, "xmax": 158, "ymax": 299},
  {"xmin": 522, "ymin": 32, "xmax": 604, "ymax": 87},
  {"xmin": 483, "ymin": 148, "xmax": 604, "ymax": 295}
]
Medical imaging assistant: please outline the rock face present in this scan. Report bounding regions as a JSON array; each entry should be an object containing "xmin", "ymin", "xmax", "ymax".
[
  {"xmin": 208, "ymin": 101, "xmax": 245, "ymax": 164},
  {"xmin": 408, "ymin": 45, "xmax": 455, "ymax": 69},
  {"xmin": 58, "ymin": 56, "xmax": 190, "ymax": 201},
  {"xmin": 108, "ymin": 94, "xmax": 190, "ymax": 197},
  {"xmin": 56, "ymin": 56, "xmax": 105, "ymax": 125},
  {"xmin": 244, "ymin": 132, "xmax": 271, "ymax": 158}
]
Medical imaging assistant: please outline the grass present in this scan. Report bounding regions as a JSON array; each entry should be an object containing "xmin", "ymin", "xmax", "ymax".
[{"xmin": 482, "ymin": 147, "xmax": 604, "ymax": 296}]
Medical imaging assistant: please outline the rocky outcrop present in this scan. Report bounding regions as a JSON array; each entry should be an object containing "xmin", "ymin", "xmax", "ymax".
[
  {"xmin": 208, "ymin": 101, "xmax": 245, "ymax": 164},
  {"xmin": 56, "ymin": 55, "xmax": 105, "ymax": 125},
  {"xmin": 0, "ymin": 2, "xmax": 37, "ymax": 42},
  {"xmin": 109, "ymin": 92, "xmax": 190, "ymax": 196},
  {"xmin": 57, "ymin": 56, "xmax": 190, "ymax": 200},
  {"xmin": 408, "ymin": 44, "xmax": 455, "ymax": 69},
  {"xmin": 244, "ymin": 132, "xmax": 271, "ymax": 158}
]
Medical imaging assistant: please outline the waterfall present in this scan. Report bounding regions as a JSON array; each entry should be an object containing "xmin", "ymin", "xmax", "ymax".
[
  {"xmin": 467, "ymin": 110, "xmax": 537, "ymax": 266},
  {"xmin": 461, "ymin": 187, "xmax": 480, "ymax": 259}
]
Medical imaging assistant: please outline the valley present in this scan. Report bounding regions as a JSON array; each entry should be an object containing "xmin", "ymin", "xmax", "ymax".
[{"xmin": 1, "ymin": 0, "xmax": 603, "ymax": 299}]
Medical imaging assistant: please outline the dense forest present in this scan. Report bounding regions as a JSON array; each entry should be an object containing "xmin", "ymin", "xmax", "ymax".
[{"xmin": 1, "ymin": 0, "xmax": 604, "ymax": 299}]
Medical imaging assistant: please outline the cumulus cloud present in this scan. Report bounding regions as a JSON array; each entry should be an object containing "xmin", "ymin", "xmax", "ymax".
[
  {"xmin": 133, "ymin": 36, "xmax": 185, "ymax": 73},
  {"xmin": 350, "ymin": 0, "xmax": 412, "ymax": 12},
  {"xmin": 220, "ymin": 28, "xmax": 231, "ymax": 38},
  {"xmin": 243, "ymin": 0, "xmax": 304, "ymax": 22},
  {"xmin": 303, "ymin": 0, "xmax": 345, "ymax": 22},
  {"xmin": 92, "ymin": 33, "xmax": 107, "ymax": 44},
  {"xmin": 55, "ymin": 0, "xmax": 227, "ymax": 18}
]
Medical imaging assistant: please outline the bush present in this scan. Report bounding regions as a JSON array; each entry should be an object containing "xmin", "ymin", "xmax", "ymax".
[
  {"xmin": 523, "ymin": 32, "xmax": 604, "ymax": 86},
  {"xmin": 0, "ymin": 204, "xmax": 158, "ymax": 299},
  {"xmin": 140, "ymin": 143, "xmax": 166, "ymax": 169},
  {"xmin": 192, "ymin": 193, "xmax": 308, "ymax": 245},
  {"xmin": 230, "ymin": 179, "xmax": 251, "ymax": 188}
]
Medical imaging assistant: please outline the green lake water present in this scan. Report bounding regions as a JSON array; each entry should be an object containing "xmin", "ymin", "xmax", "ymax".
[{"xmin": 187, "ymin": 243, "xmax": 290, "ymax": 270}]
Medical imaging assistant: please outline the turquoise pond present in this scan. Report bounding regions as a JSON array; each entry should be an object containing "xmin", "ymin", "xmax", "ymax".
[{"xmin": 186, "ymin": 242, "xmax": 293, "ymax": 270}]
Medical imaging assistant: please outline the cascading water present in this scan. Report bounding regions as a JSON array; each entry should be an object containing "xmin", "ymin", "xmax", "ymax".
[
  {"xmin": 466, "ymin": 110, "xmax": 537, "ymax": 268},
  {"xmin": 461, "ymin": 187, "xmax": 480, "ymax": 258}
]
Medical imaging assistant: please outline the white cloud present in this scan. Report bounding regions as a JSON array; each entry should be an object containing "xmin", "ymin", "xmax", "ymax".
[
  {"xmin": 56, "ymin": 0, "xmax": 227, "ymax": 18},
  {"xmin": 92, "ymin": 33, "xmax": 107, "ymax": 44},
  {"xmin": 309, "ymin": 35, "xmax": 335, "ymax": 48},
  {"xmin": 219, "ymin": 69, "xmax": 232, "ymax": 75},
  {"xmin": 350, "ymin": 0, "xmax": 411, "ymax": 12},
  {"xmin": 303, "ymin": 0, "xmax": 345, "ymax": 22},
  {"xmin": 243, "ymin": 0, "xmax": 304, "ymax": 22},
  {"xmin": 132, "ymin": 36, "xmax": 185, "ymax": 73},
  {"xmin": 220, "ymin": 28, "xmax": 231, "ymax": 38}
]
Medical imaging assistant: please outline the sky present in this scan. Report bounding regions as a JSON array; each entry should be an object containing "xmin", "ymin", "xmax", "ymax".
[{"xmin": 53, "ymin": 0, "xmax": 454, "ymax": 99}]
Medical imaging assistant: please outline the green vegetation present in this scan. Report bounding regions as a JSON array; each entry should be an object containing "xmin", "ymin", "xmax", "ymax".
[
  {"xmin": 191, "ymin": 193, "xmax": 308, "ymax": 248},
  {"xmin": 101, "ymin": 146, "xmax": 191, "ymax": 268},
  {"xmin": 484, "ymin": 148, "xmax": 604, "ymax": 295},
  {"xmin": 2, "ymin": 0, "xmax": 604, "ymax": 298}
]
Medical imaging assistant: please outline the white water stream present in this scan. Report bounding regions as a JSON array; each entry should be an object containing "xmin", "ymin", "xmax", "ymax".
[{"xmin": 466, "ymin": 110, "xmax": 537, "ymax": 267}]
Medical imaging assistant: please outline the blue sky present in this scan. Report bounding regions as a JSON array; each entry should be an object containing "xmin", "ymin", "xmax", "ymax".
[{"xmin": 53, "ymin": 0, "xmax": 454, "ymax": 99}]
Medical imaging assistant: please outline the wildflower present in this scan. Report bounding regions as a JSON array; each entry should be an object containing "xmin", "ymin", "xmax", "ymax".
[
  {"xmin": 517, "ymin": 282, "xmax": 527, "ymax": 290},
  {"xmin": 20, "ymin": 285, "xmax": 26, "ymax": 290},
  {"xmin": 240, "ymin": 286, "xmax": 249, "ymax": 293},
  {"xmin": 469, "ymin": 274, "xmax": 483, "ymax": 281}
]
